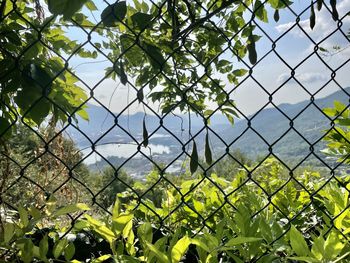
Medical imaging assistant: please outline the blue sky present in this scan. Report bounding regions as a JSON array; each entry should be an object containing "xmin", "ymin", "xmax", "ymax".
[{"xmin": 63, "ymin": 0, "xmax": 350, "ymax": 116}]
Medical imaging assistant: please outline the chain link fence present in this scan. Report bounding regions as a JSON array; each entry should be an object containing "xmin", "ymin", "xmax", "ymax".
[{"xmin": 1, "ymin": 0, "xmax": 350, "ymax": 261}]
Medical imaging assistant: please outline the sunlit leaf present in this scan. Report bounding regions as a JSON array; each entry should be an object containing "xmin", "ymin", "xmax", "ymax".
[
  {"xmin": 289, "ymin": 225, "xmax": 310, "ymax": 257},
  {"xmin": 171, "ymin": 236, "xmax": 192, "ymax": 263},
  {"xmin": 52, "ymin": 203, "xmax": 90, "ymax": 217}
]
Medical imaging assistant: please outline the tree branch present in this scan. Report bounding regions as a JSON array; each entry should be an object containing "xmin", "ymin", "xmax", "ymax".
[{"xmin": 174, "ymin": 0, "xmax": 238, "ymax": 41}]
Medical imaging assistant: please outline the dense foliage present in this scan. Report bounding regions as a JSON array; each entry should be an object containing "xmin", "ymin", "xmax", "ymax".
[{"xmin": 1, "ymin": 157, "xmax": 350, "ymax": 262}]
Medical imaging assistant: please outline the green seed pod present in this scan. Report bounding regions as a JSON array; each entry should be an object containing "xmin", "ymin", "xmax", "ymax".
[
  {"xmin": 205, "ymin": 132, "xmax": 212, "ymax": 165},
  {"xmin": 143, "ymin": 117, "xmax": 148, "ymax": 147},
  {"xmin": 310, "ymin": 2, "xmax": 316, "ymax": 29},
  {"xmin": 190, "ymin": 140, "xmax": 198, "ymax": 174},
  {"xmin": 273, "ymin": 9, "xmax": 280, "ymax": 22},
  {"xmin": 247, "ymin": 33, "xmax": 257, "ymax": 65},
  {"xmin": 330, "ymin": 0, "xmax": 338, "ymax": 21}
]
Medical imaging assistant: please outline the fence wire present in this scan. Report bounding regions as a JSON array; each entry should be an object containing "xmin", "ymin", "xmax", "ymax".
[{"xmin": 0, "ymin": 0, "xmax": 350, "ymax": 261}]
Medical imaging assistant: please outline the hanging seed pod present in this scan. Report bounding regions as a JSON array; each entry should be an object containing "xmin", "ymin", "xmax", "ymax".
[
  {"xmin": 330, "ymin": 0, "xmax": 338, "ymax": 21},
  {"xmin": 273, "ymin": 9, "xmax": 280, "ymax": 22},
  {"xmin": 190, "ymin": 140, "xmax": 198, "ymax": 174},
  {"xmin": 142, "ymin": 117, "xmax": 148, "ymax": 147},
  {"xmin": 310, "ymin": 2, "xmax": 316, "ymax": 29},
  {"xmin": 137, "ymin": 89, "xmax": 144, "ymax": 102},
  {"xmin": 247, "ymin": 32, "xmax": 257, "ymax": 65},
  {"xmin": 205, "ymin": 132, "xmax": 212, "ymax": 165},
  {"xmin": 119, "ymin": 61, "xmax": 128, "ymax": 85}
]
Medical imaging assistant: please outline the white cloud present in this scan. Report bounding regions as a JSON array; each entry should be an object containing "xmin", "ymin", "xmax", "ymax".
[
  {"xmin": 297, "ymin": 72, "xmax": 328, "ymax": 83},
  {"xmin": 276, "ymin": 0, "xmax": 350, "ymax": 42},
  {"xmin": 277, "ymin": 72, "xmax": 290, "ymax": 84},
  {"xmin": 277, "ymin": 72, "xmax": 328, "ymax": 85}
]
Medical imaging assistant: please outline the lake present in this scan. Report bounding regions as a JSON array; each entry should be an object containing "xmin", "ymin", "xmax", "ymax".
[{"xmin": 82, "ymin": 143, "xmax": 171, "ymax": 165}]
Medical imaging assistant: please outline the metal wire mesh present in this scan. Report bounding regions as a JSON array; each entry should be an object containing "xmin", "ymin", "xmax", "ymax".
[{"xmin": 1, "ymin": 0, "xmax": 350, "ymax": 260}]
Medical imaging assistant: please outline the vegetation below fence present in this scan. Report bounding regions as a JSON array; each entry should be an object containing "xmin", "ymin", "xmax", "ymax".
[
  {"xmin": 1, "ymin": 100, "xmax": 350, "ymax": 262},
  {"xmin": 1, "ymin": 158, "xmax": 350, "ymax": 262}
]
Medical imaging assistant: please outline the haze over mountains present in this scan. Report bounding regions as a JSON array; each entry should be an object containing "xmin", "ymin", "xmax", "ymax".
[{"xmin": 67, "ymin": 87, "xmax": 350, "ymax": 177}]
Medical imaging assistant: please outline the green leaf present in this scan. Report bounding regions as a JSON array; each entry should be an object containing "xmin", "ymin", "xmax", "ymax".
[
  {"xmin": 48, "ymin": 0, "xmax": 88, "ymax": 19},
  {"xmin": 310, "ymin": 2, "xmax": 316, "ymax": 30},
  {"xmin": 91, "ymin": 255, "xmax": 112, "ymax": 263},
  {"xmin": 268, "ymin": 0, "xmax": 293, "ymax": 8},
  {"xmin": 52, "ymin": 203, "xmax": 90, "ymax": 217},
  {"xmin": 205, "ymin": 132, "xmax": 212, "ymax": 165},
  {"xmin": 112, "ymin": 213, "xmax": 133, "ymax": 234},
  {"xmin": 112, "ymin": 197, "xmax": 120, "ymax": 218},
  {"xmin": 77, "ymin": 108, "xmax": 89, "ymax": 121},
  {"xmin": 324, "ymin": 232, "xmax": 345, "ymax": 260},
  {"xmin": 145, "ymin": 241, "xmax": 168, "ymax": 263},
  {"xmin": 317, "ymin": 0, "xmax": 323, "ymax": 10},
  {"xmin": 39, "ymin": 235, "xmax": 49, "ymax": 260},
  {"xmin": 144, "ymin": 43, "xmax": 166, "ymax": 70},
  {"xmin": 289, "ymin": 225, "xmax": 310, "ymax": 257},
  {"xmin": 143, "ymin": 117, "xmax": 149, "ymax": 148},
  {"xmin": 224, "ymin": 236, "xmax": 262, "ymax": 247},
  {"xmin": 232, "ymin": 69, "xmax": 248, "ymax": 77},
  {"xmin": 53, "ymin": 239, "xmax": 68, "ymax": 259},
  {"xmin": 311, "ymin": 235, "xmax": 325, "ymax": 260},
  {"xmin": 131, "ymin": 12, "xmax": 153, "ymax": 30},
  {"xmin": 86, "ymin": 0, "xmax": 98, "ymax": 11},
  {"xmin": 190, "ymin": 238, "xmax": 210, "ymax": 252},
  {"xmin": 16, "ymin": 64, "xmax": 54, "ymax": 125},
  {"xmin": 21, "ymin": 239, "xmax": 34, "ymax": 263},
  {"xmin": 101, "ymin": 1, "xmax": 127, "ymax": 27},
  {"xmin": 22, "ymin": 63, "xmax": 53, "ymax": 89},
  {"xmin": 287, "ymin": 257, "xmax": 319, "ymax": 263},
  {"xmin": 18, "ymin": 206, "xmax": 29, "ymax": 228},
  {"xmin": 137, "ymin": 222, "xmax": 153, "ymax": 244},
  {"xmin": 254, "ymin": 0, "xmax": 268, "ymax": 22},
  {"xmin": 190, "ymin": 140, "xmax": 199, "ymax": 174},
  {"xmin": 64, "ymin": 243, "xmax": 75, "ymax": 261},
  {"xmin": 85, "ymin": 215, "xmax": 116, "ymax": 244},
  {"xmin": 337, "ymin": 119, "xmax": 350, "ymax": 126},
  {"xmin": 3, "ymin": 223, "xmax": 15, "ymax": 243},
  {"xmin": 171, "ymin": 236, "xmax": 192, "ymax": 263}
]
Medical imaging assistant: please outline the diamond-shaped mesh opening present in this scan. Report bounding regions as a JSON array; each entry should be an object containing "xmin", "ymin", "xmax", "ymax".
[
  {"xmin": 272, "ymin": 129, "xmax": 311, "ymax": 166},
  {"xmin": 229, "ymin": 128, "xmax": 270, "ymax": 161}
]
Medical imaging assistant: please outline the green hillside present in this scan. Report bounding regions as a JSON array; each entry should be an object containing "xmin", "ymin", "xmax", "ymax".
[{"xmin": 218, "ymin": 87, "xmax": 350, "ymax": 168}]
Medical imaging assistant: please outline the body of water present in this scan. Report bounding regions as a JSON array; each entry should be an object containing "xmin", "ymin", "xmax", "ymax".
[{"xmin": 82, "ymin": 143, "xmax": 171, "ymax": 165}]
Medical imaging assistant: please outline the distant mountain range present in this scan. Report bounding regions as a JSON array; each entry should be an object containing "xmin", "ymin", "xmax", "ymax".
[{"xmin": 67, "ymin": 87, "xmax": 350, "ymax": 176}]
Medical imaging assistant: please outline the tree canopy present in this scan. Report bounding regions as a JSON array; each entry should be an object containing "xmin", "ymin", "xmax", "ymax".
[{"xmin": 0, "ymin": 0, "xmax": 342, "ymax": 136}]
